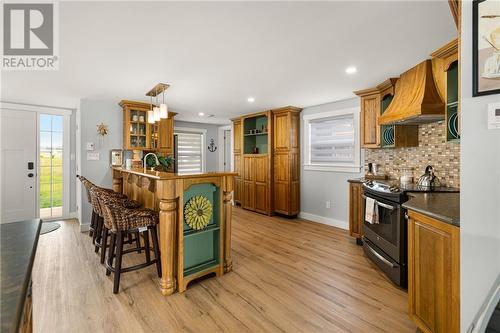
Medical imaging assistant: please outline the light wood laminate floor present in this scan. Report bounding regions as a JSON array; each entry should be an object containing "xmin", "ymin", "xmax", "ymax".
[{"xmin": 33, "ymin": 208, "xmax": 417, "ymax": 332}]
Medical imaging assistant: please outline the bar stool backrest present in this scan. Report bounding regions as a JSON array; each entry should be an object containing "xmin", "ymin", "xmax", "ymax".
[
  {"xmin": 78, "ymin": 176, "xmax": 94, "ymax": 204},
  {"xmin": 88, "ymin": 186, "xmax": 104, "ymax": 217}
]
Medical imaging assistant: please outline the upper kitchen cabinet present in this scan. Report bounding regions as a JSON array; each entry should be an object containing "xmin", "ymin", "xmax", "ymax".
[
  {"xmin": 354, "ymin": 88, "xmax": 380, "ymax": 148},
  {"xmin": 120, "ymin": 100, "xmax": 176, "ymax": 153},
  {"xmin": 157, "ymin": 112, "xmax": 177, "ymax": 154},
  {"xmin": 119, "ymin": 100, "xmax": 151, "ymax": 150},
  {"xmin": 431, "ymin": 39, "xmax": 460, "ymax": 142},
  {"xmin": 355, "ymin": 78, "xmax": 418, "ymax": 149}
]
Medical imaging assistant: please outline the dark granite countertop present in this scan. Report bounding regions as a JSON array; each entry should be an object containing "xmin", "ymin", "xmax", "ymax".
[
  {"xmin": 1, "ymin": 219, "xmax": 42, "ymax": 333},
  {"xmin": 403, "ymin": 193, "xmax": 460, "ymax": 227}
]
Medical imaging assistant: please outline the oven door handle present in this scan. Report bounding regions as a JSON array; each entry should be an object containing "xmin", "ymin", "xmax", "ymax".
[
  {"xmin": 364, "ymin": 241, "xmax": 397, "ymax": 268},
  {"xmin": 362, "ymin": 195, "xmax": 395, "ymax": 211}
]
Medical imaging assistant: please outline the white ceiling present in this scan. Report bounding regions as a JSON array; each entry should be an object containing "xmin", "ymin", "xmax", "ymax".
[{"xmin": 1, "ymin": 1, "xmax": 457, "ymax": 124}]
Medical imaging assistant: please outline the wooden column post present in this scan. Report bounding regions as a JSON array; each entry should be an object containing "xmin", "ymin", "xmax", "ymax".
[
  {"xmin": 157, "ymin": 179, "xmax": 177, "ymax": 295},
  {"xmin": 223, "ymin": 175, "xmax": 234, "ymax": 273},
  {"xmin": 112, "ymin": 170, "xmax": 123, "ymax": 193}
]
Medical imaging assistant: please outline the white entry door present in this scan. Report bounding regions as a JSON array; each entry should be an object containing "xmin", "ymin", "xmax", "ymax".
[{"xmin": 1, "ymin": 110, "xmax": 37, "ymax": 223}]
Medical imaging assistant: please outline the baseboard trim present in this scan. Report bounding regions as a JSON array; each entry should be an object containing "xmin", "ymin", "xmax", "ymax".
[
  {"xmin": 298, "ymin": 212, "xmax": 348, "ymax": 230},
  {"xmin": 80, "ymin": 223, "xmax": 90, "ymax": 232}
]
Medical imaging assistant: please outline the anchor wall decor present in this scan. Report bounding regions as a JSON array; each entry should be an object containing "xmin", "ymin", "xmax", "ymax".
[{"xmin": 208, "ymin": 138, "xmax": 217, "ymax": 152}]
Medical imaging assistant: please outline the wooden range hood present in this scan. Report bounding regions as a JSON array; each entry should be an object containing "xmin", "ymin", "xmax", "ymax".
[{"xmin": 378, "ymin": 59, "xmax": 444, "ymax": 125}]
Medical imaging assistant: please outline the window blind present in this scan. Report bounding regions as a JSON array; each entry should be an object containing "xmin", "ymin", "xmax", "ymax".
[
  {"xmin": 309, "ymin": 115, "xmax": 355, "ymax": 164},
  {"xmin": 175, "ymin": 132, "xmax": 203, "ymax": 174}
]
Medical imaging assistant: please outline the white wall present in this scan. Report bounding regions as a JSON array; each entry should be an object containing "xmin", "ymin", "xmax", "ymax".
[
  {"xmin": 460, "ymin": 1, "xmax": 500, "ymax": 331},
  {"xmin": 300, "ymin": 98, "xmax": 363, "ymax": 229},
  {"xmin": 79, "ymin": 99, "xmax": 123, "ymax": 229}
]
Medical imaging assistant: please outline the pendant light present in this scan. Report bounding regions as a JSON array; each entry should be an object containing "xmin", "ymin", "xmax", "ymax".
[
  {"xmin": 153, "ymin": 94, "xmax": 161, "ymax": 122},
  {"xmin": 147, "ymin": 95, "xmax": 155, "ymax": 124},
  {"xmin": 159, "ymin": 88, "xmax": 168, "ymax": 119}
]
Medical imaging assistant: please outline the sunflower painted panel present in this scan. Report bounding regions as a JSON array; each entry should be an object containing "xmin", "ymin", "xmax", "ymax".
[
  {"xmin": 183, "ymin": 183, "xmax": 219, "ymax": 231},
  {"xmin": 182, "ymin": 183, "xmax": 221, "ymax": 276}
]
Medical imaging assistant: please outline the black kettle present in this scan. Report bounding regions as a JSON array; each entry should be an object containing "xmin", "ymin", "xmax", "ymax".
[{"xmin": 417, "ymin": 165, "xmax": 440, "ymax": 188}]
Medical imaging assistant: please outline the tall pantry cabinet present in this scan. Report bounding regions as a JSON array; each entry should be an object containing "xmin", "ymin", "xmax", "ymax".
[{"xmin": 232, "ymin": 106, "xmax": 301, "ymax": 216}]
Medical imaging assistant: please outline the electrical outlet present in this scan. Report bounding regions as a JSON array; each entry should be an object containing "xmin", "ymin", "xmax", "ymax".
[{"xmin": 325, "ymin": 201, "xmax": 331, "ymax": 209}]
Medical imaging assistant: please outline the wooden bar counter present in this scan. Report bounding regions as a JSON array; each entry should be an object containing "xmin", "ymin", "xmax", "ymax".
[{"xmin": 111, "ymin": 167, "xmax": 236, "ymax": 295}]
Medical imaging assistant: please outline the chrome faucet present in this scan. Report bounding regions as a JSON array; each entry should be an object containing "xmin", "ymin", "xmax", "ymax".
[{"xmin": 143, "ymin": 152, "xmax": 159, "ymax": 170}]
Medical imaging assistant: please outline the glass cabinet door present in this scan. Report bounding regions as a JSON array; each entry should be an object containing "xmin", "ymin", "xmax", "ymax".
[{"xmin": 129, "ymin": 109, "xmax": 147, "ymax": 148}]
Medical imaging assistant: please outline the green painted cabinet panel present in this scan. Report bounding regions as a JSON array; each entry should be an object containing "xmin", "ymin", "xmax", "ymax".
[
  {"xmin": 243, "ymin": 115, "xmax": 269, "ymax": 154},
  {"xmin": 182, "ymin": 183, "xmax": 221, "ymax": 277}
]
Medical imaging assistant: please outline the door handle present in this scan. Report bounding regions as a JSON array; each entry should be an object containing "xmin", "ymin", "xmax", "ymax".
[
  {"xmin": 362, "ymin": 195, "xmax": 395, "ymax": 210},
  {"xmin": 28, "ymin": 173, "xmax": 34, "ymax": 178},
  {"xmin": 364, "ymin": 241, "xmax": 397, "ymax": 268},
  {"xmin": 376, "ymin": 201, "xmax": 395, "ymax": 211}
]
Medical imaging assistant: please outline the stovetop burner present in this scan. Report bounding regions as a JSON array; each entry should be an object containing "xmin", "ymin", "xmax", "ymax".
[{"xmin": 362, "ymin": 179, "xmax": 459, "ymax": 203}]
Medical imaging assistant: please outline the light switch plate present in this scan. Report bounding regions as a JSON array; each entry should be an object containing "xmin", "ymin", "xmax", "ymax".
[
  {"xmin": 86, "ymin": 142, "xmax": 95, "ymax": 151},
  {"xmin": 87, "ymin": 152, "xmax": 99, "ymax": 161}
]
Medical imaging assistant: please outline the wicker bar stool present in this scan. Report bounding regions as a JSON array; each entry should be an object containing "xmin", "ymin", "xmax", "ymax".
[
  {"xmin": 88, "ymin": 186, "xmax": 142, "ymax": 256},
  {"xmin": 78, "ymin": 175, "xmax": 127, "ymax": 241},
  {"xmin": 92, "ymin": 187, "xmax": 143, "ymax": 264},
  {"xmin": 100, "ymin": 195, "xmax": 161, "ymax": 294}
]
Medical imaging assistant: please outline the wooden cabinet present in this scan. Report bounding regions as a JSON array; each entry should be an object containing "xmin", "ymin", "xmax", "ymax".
[
  {"xmin": 407, "ymin": 210, "xmax": 460, "ymax": 333},
  {"xmin": 242, "ymin": 155, "xmax": 269, "ymax": 213},
  {"xmin": 157, "ymin": 114, "xmax": 176, "ymax": 155},
  {"xmin": 238, "ymin": 111, "xmax": 272, "ymax": 215},
  {"xmin": 119, "ymin": 100, "xmax": 151, "ymax": 150},
  {"xmin": 19, "ymin": 281, "xmax": 33, "ymax": 333},
  {"xmin": 119, "ymin": 100, "xmax": 176, "ymax": 155},
  {"xmin": 348, "ymin": 181, "xmax": 363, "ymax": 243},
  {"xmin": 355, "ymin": 79, "xmax": 418, "ymax": 149},
  {"xmin": 232, "ymin": 119, "xmax": 242, "ymax": 204},
  {"xmin": 233, "ymin": 119, "xmax": 242, "ymax": 154},
  {"xmin": 232, "ymin": 106, "xmax": 301, "ymax": 216},
  {"xmin": 356, "ymin": 90, "xmax": 381, "ymax": 148},
  {"xmin": 233, "ymin": 153, "xmax": 242, "ymax": 204},
  {"xmin": 272, "ymin": 107, "xmax": 301, "ymax": 216}
]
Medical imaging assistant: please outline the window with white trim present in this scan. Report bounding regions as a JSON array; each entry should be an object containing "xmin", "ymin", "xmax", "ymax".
[
  {"xmin": 175, "ymin": 129, "xmax": 206, "ymax": 174},
  {"xmin": 303, "ymin": 107, "xmax": 361, "ymax": 173}
]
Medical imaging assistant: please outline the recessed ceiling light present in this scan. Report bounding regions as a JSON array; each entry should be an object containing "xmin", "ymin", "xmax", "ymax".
[
  {"xmin": 247, "ymin": 97, "xmax": 255, "ymax": 103},
  {"xmin": 198, "ymin": 112, "xmax": 205, "ymax": 116},
  {"xmin": 345, "ymin": 66, "xmax": 357, "ymax": 74}
]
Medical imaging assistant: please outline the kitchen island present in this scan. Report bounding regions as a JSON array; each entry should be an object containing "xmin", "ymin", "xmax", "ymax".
[{"xmin": 111, "ymin": 167, "xmax": 236, "ymax": 295}]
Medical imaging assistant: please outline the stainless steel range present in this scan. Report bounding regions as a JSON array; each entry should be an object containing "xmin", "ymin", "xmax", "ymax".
[{"xmin": 361, "ymin": 179, "xmax": 458, "ymax": 288}]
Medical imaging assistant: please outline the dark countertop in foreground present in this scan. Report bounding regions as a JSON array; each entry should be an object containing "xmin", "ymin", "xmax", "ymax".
[
  {"xmin": 403, "ymin": 193, "xmax": 460, "ymax": 227},
  {"xmin": 1, "ymin": 219, "xmax": 42, "ymax": 333}
]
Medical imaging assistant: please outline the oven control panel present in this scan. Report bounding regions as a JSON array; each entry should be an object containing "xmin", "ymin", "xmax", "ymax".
[{"xmin": 363, "ymin": 180, "xmax": 401, "ymax": 193}]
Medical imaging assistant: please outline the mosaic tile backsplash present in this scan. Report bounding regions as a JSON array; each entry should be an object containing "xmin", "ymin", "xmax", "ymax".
[{"xmin": 364, "ymin": 121, "xmax": 460, "ymax": 188}]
